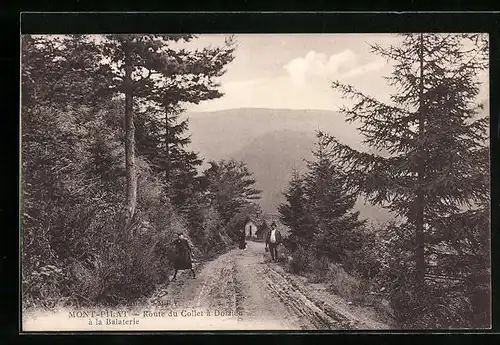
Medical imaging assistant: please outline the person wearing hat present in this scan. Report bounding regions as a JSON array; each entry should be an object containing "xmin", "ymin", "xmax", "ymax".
[
  {"xmin": 171, "ymin": 232, "xmax": 195, "ymax": 280},
  {"xmin": 265, "ymin": 222, "xmax": 282, "ymax": 261}
]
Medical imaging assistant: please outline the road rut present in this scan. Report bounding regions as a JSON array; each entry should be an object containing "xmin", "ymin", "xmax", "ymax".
[{"xmin": 147, "ymin": 241, "xmax": 390, "ymax": 330}]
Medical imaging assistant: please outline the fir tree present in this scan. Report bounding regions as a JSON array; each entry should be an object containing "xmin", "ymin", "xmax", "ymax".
[
  {"xmin": 326, "ymin": 33, "xmax": 489, "ymax": 327},
  {"xmin": 278, "ymin": 170, "xmax": 315, "ymax": 250},
  {"xmin": 21, "ymin": 35, "xmax": 110, "ymax": 110},
  {"xmin": 21, "ymin": 35, "xmax": 117, "ymax": 270},
  {"xmin": 304, "ymin": 132, "xmax": 366, "ymax": 262}
]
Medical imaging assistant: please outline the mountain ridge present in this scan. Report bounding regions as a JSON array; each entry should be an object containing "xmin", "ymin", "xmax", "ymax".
[{"xmin": 185, "ymin": 107, "xmax": 395, "ymax": 223}]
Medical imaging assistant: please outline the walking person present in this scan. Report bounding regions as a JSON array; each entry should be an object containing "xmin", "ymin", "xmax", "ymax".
[
  {"xmin": 239, "ymin": 229, "xmax": 247, "ymax": 249},
  {"xmin": 265, "ymin": 222, "xmax": 282, "ymax": 261},
  {"xmin": 171, "ymin": 232, "xmax": 196, "ymax": 280}
]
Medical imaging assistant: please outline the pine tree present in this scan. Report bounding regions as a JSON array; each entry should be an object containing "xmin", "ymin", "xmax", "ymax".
[
  {"xmin": 96, "ymin": 34, "xmax": 235, "ymax": 227},
  {"xmin": 278, "ymin": 170, "xmax": 315, "ymax": 250},
  {"xmin": 98, "ymin": 35, "xmax": 174, "ymax": 226},
  {"xmin": 134, "ymin": 36, "xmax": 235, "ymax": 213},
  {"xmin": 304, "ymin": 132, "xmax": 365, "ymax": 262},
  {"xmin": 326, "ymin": 33, "xmax": 489, "ymax": 327}
]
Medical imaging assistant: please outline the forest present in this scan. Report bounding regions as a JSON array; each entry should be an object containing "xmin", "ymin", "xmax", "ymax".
[
  {"xmin": 21, "ymin": 33, "xmax": 490, "ymax": 329},
  {"xmin": 21, "ymin": 34, "xmax": 261, "ymax": 308}
]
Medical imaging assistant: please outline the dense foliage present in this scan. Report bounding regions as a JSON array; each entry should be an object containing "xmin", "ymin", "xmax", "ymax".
[
  {"xmin": 21, "ymin": 34, "xmax": 261, "ymax": 309},
  {"xmin": 203, "ymin": 159, "xmax": 262, "ymax": 224}
]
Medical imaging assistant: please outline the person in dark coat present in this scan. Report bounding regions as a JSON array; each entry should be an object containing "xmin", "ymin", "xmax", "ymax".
[
  {"xmin": 265, "ymin": 222, "xmax": 282, "ymax": 261},
  {"xmin": 171, "ymin": 233, "xmax": 195, "ymax": 280},
  {"xmin": 238, "ymin": 229, "xmax": 247, "ymax": 249}
]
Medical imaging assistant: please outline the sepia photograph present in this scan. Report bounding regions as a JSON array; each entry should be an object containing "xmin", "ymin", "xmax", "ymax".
[{"xmin": 20, "ymin": 32, "xmax": 491, "ymax": 331}]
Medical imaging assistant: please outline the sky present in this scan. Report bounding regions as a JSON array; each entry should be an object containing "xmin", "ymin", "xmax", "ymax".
[{"xmin": 184, "ymin": 34, "xmax": 489, "ymax": 113}]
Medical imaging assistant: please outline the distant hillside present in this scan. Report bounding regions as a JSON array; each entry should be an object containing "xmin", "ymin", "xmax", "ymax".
[
  {"xmin": 231, "ymin": 130, "xmax": 315, "ymax": 214},
  {"xmin": 186, "ymin": 108, "xmax": 367, "ymax": 162},
  {"xmin": 230, "ymin": 129, "xmax": 394, "ymax": 223},
  {"xmin": 184, "ymin": 108, "xmax": 395, "ymax": 224}
]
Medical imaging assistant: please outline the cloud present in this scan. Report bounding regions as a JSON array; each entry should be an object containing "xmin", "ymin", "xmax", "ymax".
[
  {"xmin": 222, "ymin": 77, "xmax": 269, "ymax": 92},
  {"xmin": 341, "ymin": 58, "xmax": 387, "ymax": 78},
  {"xmin": 283, "ymin": 49, "xmax": 386, "ymax": 85},
  {"xmin": 190, "ymin": 75, "xmax": 342, "ymax": 112},
  {"xmin": 326, "ymin": 50, "xmax": 358, "ymax": 74},
  {"xmin": 189, "ymin": 51, "xmax": 390, "ymax": 112}
]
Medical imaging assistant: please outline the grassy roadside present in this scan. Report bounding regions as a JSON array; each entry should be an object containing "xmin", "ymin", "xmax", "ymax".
[{"xmin": 275, "ymin": 243, "xmax": 395, "ymax": 328}]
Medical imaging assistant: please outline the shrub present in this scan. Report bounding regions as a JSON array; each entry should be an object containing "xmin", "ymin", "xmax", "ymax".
[
  {"xmin": 341, "ymin": 227, "xmax": 383, "ymax": 280},
  {"xmin": 386, "ymin": 272, "xmax": 482, "ymax": 329},
  {"xmin": 71, "ymin": 234, "xmax": 163, "ymax": 306},
  {"xmin": 287, "ymin": 243, "xmax": 311, "ymax": 274},
  {"xmin": 365, "ymin": 220, "xmax": 490, "ymax": 329},
  {"xmin": 324, "ymin": 263, "xmax": 364, "ymax": 302},
  {"xmin": 60, "ymin": 216, "xmax": 158, "ymax": 306},
  {"xmin": 281, "ymin": 236, "xmax": 298, "ymax": 252},
  {"xmin": 22, "ymin": 188, "xmax": 193, "ymax": 309},
  {"xmin": 22, "ymin": 263, "xmax": 72, "ymax": 310},
  {"xmin": 309, "ymin": 256, "xmax": 330, "ymax": 283}
]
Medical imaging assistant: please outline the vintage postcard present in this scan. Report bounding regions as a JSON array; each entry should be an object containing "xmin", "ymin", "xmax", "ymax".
[{"xmin": 20, "ymin": 32, "xmax": 491, "ymax": 331}]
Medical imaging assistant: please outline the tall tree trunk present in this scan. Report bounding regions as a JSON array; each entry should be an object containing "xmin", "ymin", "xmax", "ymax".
[
  {"xmin": 415, "ymin": 33, "xmax": 426, "ymax": 292},
  {"xmin": 164, "ymin": 103, "xmax": 172, "ymax": 229},
  {"xmin": 165, "ymin": 104, "xmax": 170, "ymax": 185},
  {"xmin": 124, "ymin": 44, "xmax": 137, "ymax": 229}
]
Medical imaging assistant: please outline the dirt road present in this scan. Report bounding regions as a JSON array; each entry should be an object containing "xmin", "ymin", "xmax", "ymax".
[{"xmin": 147, "ymin": 241, "xmax": 390, "ymax": 330}]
